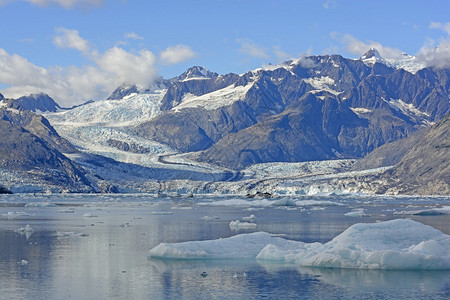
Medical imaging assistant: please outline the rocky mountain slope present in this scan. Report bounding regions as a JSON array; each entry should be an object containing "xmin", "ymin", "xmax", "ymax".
[
  {"xmin": 15, "ymin": 93, "xmax": 61, "ymax": 112},
  {"xmin": 0, "ymin": 101, "xmax": 93, "ymax": 192},
  {"xmin": 385, "ymin": 113, "xmax": 450, "ymax": 195},
  {"xmin": 131, "ymin": 51, "xmax": 448, "ymax": 169}
]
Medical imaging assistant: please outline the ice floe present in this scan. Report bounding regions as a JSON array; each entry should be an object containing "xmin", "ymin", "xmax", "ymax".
[
  {"xmin": 17, "ymin": 259, "xmax": 29, "ymax": 266},
  {"xmin": 345, "ymin": 209, "xmax": 370, "ymax": 217},
  {"xmin": 197, "ymin": 198, "xmax": 343, "ymax": 208},
  {"xmin": 242, "ymin": 214, "xmax": 256, "ymax": 222},
  {"xmin": 24, "ymin": 202, "xmax": 57, "ymax": 207},
  {"xmin": 149, "ymin": 219, "xmax": 450, "ymax": 269},
  {"xmin": 229, "ymin": 220, "xmax": 257, "ymax": 230},
  {"xmin": 394, "ymin": 206, "xmax": 450, "ymax": 216},
  {"xmin": 17, "ymin": 224, "xmax": 34, "ymax": 233},
  {"xmin": 1, "ymin": 211, "xmax": 32, "ymax": 219},
  {"xmin": 82, "ymin": 213, "xmax": 98, "ymax": 218}
]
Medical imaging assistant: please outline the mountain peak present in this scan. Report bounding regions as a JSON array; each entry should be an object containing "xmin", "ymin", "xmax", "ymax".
[
  {"xmin": 360, "ymin": 48, "xmax": 383, "ymax": 60},
  {"xmin": 177, "ymin": 66, "xmax": 218, "ymax": 81},
  {"xmin": 16, "ymin": 93, "xmax": 61, "ymax": 112}
]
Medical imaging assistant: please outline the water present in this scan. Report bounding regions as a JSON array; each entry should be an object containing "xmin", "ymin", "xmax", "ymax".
[{"xmin": 1, "ymin": 194, "xmax": 449, "ymax": 299}]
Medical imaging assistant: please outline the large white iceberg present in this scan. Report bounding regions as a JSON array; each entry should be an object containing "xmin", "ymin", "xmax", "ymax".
[{"xmin": 148, "ymin": 219, "xmax": 450, "ymax": 269}]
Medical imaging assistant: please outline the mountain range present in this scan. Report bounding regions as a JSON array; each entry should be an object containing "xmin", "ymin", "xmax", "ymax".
[{"xmin": 0, "ymin": 49, "xmax": 449, "ymax": 194}]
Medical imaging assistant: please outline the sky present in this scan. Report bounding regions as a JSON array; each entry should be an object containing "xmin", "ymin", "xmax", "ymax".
[{"xmin": 0, "ymin": 0, "xmax": 449, "ymax": 106}]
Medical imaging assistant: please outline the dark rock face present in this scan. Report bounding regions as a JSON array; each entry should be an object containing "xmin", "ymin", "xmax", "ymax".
[
  {"xmin": 15, "ymin": 93, "xmax": 61, "ymax": 112},
  {"xmin": 0, "ymin": 105, "xmax": 78, "ymax": 154},
  {"xmin": 0, "ymin": 105, "xmax": 93, "ymax": 191},
  {"xmin": 133, "ymin": 53, "xmax": 449, "ymax": 170},
  {"xmin": 0, "ymin": 119, "xmax": 90, "ymax": 189},
  {"xmin": 196, "ymin": 93, "xmax": 389, "ymax": 169},
  {"xmin": 106, "ymin": 139, "xmax": 152, "ymax": 154},
  {"xmin": 107, "ymin": 84, "xmax": 139, "ymax": 100},
  {"xmin": 386, "ymin": 114, "xmax": 450, "ymax": 195},
  {"xmin": 352, "ymin": 128, "xmax": 426, "ymax": 171},
  {"xmin": 0, "ymin": 185, "xmax": 12, "ymax": 194}
]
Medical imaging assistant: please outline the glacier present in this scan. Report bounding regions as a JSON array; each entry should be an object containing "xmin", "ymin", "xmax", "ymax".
[{"xmin": 149, "ymin": 219, "xmax": 450, "ymax": 270}]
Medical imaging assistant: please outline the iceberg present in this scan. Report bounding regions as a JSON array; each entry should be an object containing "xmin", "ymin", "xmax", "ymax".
[
  {"xmin": 229, "ymin": 220, "xmax": 257, "ymax": 230},
  {"xmin": 148, "ymin": 219, "xmax": 450, "ymax": 269},
  {"xmin": 149, "ymin": 232, "xmax": 300, "ymax": 260}
]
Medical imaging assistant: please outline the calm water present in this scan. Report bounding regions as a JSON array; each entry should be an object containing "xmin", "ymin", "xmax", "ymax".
[{"xmin": 0, "ymin": 194, "xmax": 449, "ymax": 299}]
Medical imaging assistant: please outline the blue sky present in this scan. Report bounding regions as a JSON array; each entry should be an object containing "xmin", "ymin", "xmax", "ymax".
[{"xmin": 1, "ymin": 0, "xmax": 449, "ymax": 106}]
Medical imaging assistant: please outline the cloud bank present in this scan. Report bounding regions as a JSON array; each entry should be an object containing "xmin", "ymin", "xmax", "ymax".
[
  {"xmin": 238, "ymin": 40, "xmax": 270, "ymax": 59},
  {"xmin": 53, "ymin": 27, "xmax": 90, "ymax": 53},
  {"xmin": 335, "ymin": 31, "xmax": 450, "ymax": 70},
  {"xmin": 159, "ymin": 45, "xmax": 196, "ymax": 65},
  {"xmin": 0, "ymin": 27, "xmax": 195, "ymax": 106}
]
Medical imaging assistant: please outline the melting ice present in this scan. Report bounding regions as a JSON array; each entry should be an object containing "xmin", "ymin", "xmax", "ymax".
[{"xmin": 149, "ymin": 219, "xmax": 450, "ymax": 270}]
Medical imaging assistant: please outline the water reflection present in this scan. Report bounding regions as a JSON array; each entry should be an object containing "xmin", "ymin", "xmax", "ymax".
[{"xmin": 0, "ymin": 196, "xmax": 449, "ymax": 299}]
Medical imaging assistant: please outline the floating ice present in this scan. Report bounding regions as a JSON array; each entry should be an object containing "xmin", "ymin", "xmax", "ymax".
[
  {"xmin": 56, "ymin": 231, "xmax": 88, "ymax": 237},
  {"xmin": 201, "ymin": 216, "xmax": 220, "ymax": 220},
  {"xmin": 149, "ymin": 232, "xmax": 299, "ymax": 260},
  {"xmin": 197, "ymin": 198, "xmax": 342, "ymax": 208},
  {"xmin": 394, "ymin": 206, "xmax": 450, "ymax": 216},
  {"xmin": 345, "ymin": 209, "xmax": 370, "ymax": 217},
  {"xmin": 149, "ymin": 219, "xmax": 450, "ymax": 269},
  {"xmin": 56, "ymin": 209, "xmax": 75, "ymax": 213},
  {"xmin": 25, "ymin": 202, "xmax": 57, "ymax": 207},
  {"xmin": 17, "ymin": 224, "xmax": 34, "ymax": 233},
  {"xmin": 242, "ymin": 214, "xmax": 256, "ymax": 222},
  {"xmin": 17, "ymin": 260, "xmax": 29, "ymax": 266},
  {"xmin": 82, "ymin": 213, "xmax": 98, "ymax": 218},
  {"xmin": 1, "ymin": 211, "xmax": 31, "ymax": 219},
  {"xmin": 229, "ymin": 220, "xmax": 257, "ymax": 230}
]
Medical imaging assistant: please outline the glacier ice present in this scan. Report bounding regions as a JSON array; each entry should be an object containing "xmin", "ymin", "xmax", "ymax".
[{"xmin": 149, "ymin": 219, "xmax": 450, "ymax": 269}]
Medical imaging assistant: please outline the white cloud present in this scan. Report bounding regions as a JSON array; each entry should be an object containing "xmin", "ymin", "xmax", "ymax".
[
  {"xmin": 125, "ymin": 32, "xmax": 144, "ymax": 40},
  {"xmin": 1, "ymin": 27, "xmax": 199, "ymax": 106},
  {"xmin": 93, "ymin": 47, "xmax": 157, "ymax": 87},
  {"xmin": 429, "ymin": 22, "xmax": 450, "ymax": 35},
  {"xmin": 159, "ymin": 45, "xmax": 196, "ymax": 65},
  {"xmin": 0, "ymin": 30, "xmax": 159, "ymax": 106},
  {"xmin": 334, "ymin": 33, "xmax": 405, "ymax": 59},
  {"xmin": 335, "ymin": 32, "xmax": 450, "ymax": 69},
  {"xmin": 53, "ymin": 27, "xmax": 90, "ymax": 53},
  {"xmin": 1, "ymin": 0, "xmax": 105, "ymax": 9},
  {"xmin": 238, "ymin": 40, "xmax": 269, "ymax": 59},
  {"xmin": 273, "ymin": 46, "xmax": 291, "ymax": 62},
  {"xmin": 417, "ymin": 38, "xmax": 450, "ymax": 69}
]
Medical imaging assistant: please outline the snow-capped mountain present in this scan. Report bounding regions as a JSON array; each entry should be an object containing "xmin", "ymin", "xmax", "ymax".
[
  {"xmin": 176, "ymin": 66, "xmax": 218, "ymax": 82},
  {"xmin": 44, "ymin": 49, "xmax": 449, "ymax": 170},
  {"xmin": 360, "ymin": 48, "xmax": 425, "ymax": 74},
  {"xmin": 2, "ymin": 49, "xmax": 449, "ymax": 194}
]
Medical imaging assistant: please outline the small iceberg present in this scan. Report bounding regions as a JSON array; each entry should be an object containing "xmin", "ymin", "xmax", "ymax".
[
  {"xmin": 25, "ymin": 202, "xmax": 57, "ymax": 207},
  {"xmin": 83, "ymin": 213, "xmax": 98, "ymax": 218},
  {"xmin": 229, "ymin": 220, "xmax": 257, "ymax": 230},
  {"xmin": 17, "ymin": 260, "xmax": 29, "ymax": 266},
  {"xmin": 345, "ymin": 209, "xmax": 370, "ymax": 217},
  {"xmin": 242, "ymin": 214, "xmax": 256, "ymax": 222},
  {"xmin": 149, "ymin": 219, "xmax": 450, "ymax": 269},
  {"xmin": 17, "ymin": 224, "xmax": 34, "ymax": 233}
]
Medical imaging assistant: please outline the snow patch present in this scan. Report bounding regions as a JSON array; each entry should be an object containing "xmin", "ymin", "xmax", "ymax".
[
  {"xmin": 304, "ymin": 76, "xmax": 341, "ymax": 95},
  {"xmin": 173, "ymin": 83, "xmax": 253, "ymax": 111},
  {"xmin": 350, "ymin": 107, "xmax": 372, "ymax": 115}
]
